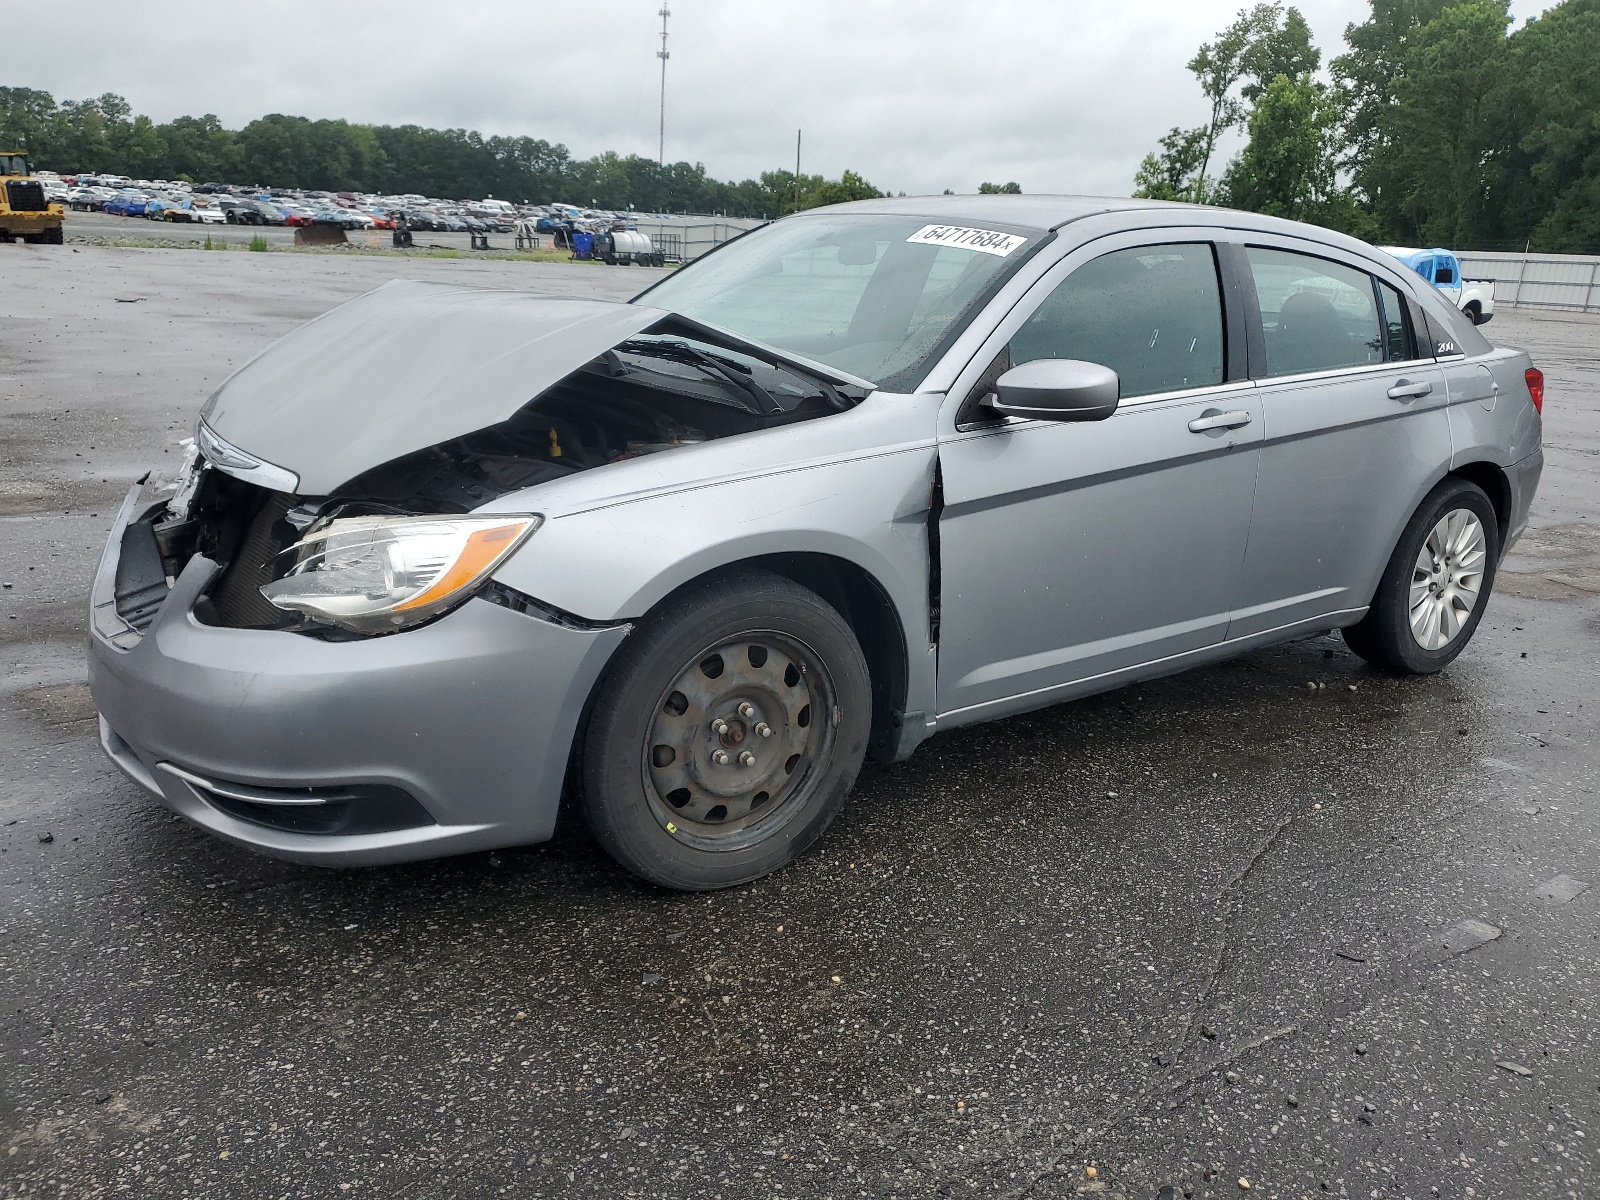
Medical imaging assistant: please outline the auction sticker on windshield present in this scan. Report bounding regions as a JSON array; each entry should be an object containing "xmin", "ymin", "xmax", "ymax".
[{"xmin": 906, "ymin": 225, "xmax": 1028, "ymax": 257}]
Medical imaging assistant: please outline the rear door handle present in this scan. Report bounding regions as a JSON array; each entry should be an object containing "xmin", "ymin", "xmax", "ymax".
[
  {"xmin": 1387, "ymin": 379, "xmax": 1434, "ymax": 400},
  {"xmin": 1187, "ymin": 409, "xmax": 1252, "ymax": 433}
]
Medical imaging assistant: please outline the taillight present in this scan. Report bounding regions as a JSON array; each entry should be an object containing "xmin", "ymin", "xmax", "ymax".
[{"xmin": 1525, "ymin": 366, "xmax": 1544, "ymax": 413}]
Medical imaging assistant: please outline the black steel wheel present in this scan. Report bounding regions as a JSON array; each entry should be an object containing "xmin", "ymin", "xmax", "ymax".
[{"xmin": 579, "ymin": 568, "xmax": 871, "ymax": 890}]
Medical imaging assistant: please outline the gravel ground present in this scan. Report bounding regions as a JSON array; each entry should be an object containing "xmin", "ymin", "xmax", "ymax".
[{"xmin": 1, "ymin": 243, "xmax": 1597, "ymax": 1200}]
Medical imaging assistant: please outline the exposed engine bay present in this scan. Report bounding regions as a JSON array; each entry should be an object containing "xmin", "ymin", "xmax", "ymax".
[
  {"xmin": 119, "ymin": 330, "xmax": 865, "ymax": 635},
  {"xmin": 337, "ymin": 329, "xmax": 859, "ymax": 512}
]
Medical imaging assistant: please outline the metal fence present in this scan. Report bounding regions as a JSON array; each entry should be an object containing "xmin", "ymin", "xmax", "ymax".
[
  {"xmin": 634, "ymin": 220, "xmax": 760, "ymax": 263},
  {"xmin": 1454, "ymin": 251, "xmax": 1600, "ymax": 313}
]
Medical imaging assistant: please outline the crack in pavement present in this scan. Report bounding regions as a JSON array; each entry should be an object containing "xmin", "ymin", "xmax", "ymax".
[
  {"xmin": 999, "ymin": 1025, "xmax": 1303, "ymax": 1199},
  {"xmin": 1174, "ymin": 812, "xmax": 1302, "ymax": 1062}
]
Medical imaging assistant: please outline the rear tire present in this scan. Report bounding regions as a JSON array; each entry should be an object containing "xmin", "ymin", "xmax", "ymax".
[
  {"xmin": 1462, "ymin": 303, "xmax": 1480, "ymax": 325},
  {"xmin": 1343, "ymin": 478, "xmax": 1499, "ymax": 674},
  {"xmin": 579, "ymin": 569, "xmax": 871, "ymax": 890}
]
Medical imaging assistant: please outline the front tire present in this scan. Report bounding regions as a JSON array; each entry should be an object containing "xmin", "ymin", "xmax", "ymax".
[
  {"xmin": 1343, "ymin": 478, "xmax": 1499, "ymax": 674},
  {"xmin": 579, "ymin": 569, "xmax": 871, "ymax": 890}
]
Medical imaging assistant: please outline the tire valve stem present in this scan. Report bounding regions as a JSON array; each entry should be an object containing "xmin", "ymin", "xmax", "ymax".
[{"xmin": 739, "ymin": 751, "xmax": 756, "ymax": 767}]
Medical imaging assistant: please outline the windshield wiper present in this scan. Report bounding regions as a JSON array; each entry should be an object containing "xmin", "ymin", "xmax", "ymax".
[{"xmin": 620, "ymin": 339, "xmax": 783, "ymax": 416}]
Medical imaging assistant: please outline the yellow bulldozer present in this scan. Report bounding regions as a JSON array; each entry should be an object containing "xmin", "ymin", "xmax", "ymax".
[{"xmin": 0, "ymin": 151, "xmax": 65, "ymax": 244}]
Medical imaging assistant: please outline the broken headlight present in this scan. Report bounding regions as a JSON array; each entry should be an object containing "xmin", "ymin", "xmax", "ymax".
[{"xmin": 260, "ymin": 513, "xmax": 541, "ymax": 634}]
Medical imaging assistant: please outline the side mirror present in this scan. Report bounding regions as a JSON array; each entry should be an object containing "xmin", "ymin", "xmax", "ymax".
[{"xmin": 986, "ymin": 358, "xmax": 1120, "ymax": 422}]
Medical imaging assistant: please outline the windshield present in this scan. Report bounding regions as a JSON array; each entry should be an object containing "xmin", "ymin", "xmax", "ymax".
[
  {"xmin": 0, "ymin": 154, "xmax": 29, "ymax": 176},
  {"xmin": 635, "ymin": 213, "xmax": 1045, "ymax": 391}
]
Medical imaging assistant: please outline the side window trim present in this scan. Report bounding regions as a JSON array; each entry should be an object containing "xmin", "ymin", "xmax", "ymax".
[
  {"xmin": 1407, "ymin": 294, "xmax": 1442, "ymax": 358},
  {"xmin": 1217, "ymin": 240, "xmax": 1266, "ymax": 380},
  {"xmin": 1369, "ymin": 276, "xmax": 1408, "ymax": 361}
]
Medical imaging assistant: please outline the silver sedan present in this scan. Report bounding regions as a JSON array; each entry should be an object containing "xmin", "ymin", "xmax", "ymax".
[{"xmin": 89, "ymin": 196, "xmax": 1544, "ymax": 889}]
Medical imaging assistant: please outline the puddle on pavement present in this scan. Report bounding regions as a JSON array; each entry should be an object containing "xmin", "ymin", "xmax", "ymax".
[
  {"xmin": 12, "ymin": 682, "xmax": 97, "ymax": 729},
  {"xmin": 1499, "ymin": 521, "xmax": 1600, "ymax": 599}
]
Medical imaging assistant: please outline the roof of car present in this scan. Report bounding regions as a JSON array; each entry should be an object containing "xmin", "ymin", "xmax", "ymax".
[
  {"xmin": 1380, "ymin": 246, "xmax": 1456, "ymax": 267},
  {"xmin": 820, "ymin": 193, "xmax": 1199, "ymax": 231},
  {"xmin": 814, "ymin": 193, "xmax": 1414, "ymax": 278}
]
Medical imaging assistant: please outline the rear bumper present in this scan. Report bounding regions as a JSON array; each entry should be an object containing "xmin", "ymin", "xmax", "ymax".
[
  {"xmin": 88, "ymin": 493, "xmax": 629, "ymax": 866},
  {"xmin": 1503, "ymin": 447, "xmax": 1543, "ymax": 555}
]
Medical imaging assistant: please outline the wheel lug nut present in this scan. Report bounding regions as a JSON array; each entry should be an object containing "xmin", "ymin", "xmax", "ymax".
[
  {"xmin": 712, "ymin": 750, "xmax": 730, "ymax": 765},
  {"xmin": 738, "ymin": 702, "xmax": 755, "ymax": 719},
  {"xmin": 739, "ymin": 751, "xmax": 756, "ymax": 767},
  {"xmin": 711, "ymin": 718, "xmax": 728, "ymax": 734},
  {"xmin": 755, "ymin": 722, "xmax": 772, "ymax": 738}
]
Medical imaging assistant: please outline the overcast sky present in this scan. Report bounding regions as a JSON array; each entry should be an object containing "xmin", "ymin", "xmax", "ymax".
[{"xmin": 10, "ymin": 0, "xmax": 1554, "ymax": 196}]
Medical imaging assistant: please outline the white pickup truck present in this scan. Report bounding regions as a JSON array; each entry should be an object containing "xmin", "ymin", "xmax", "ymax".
[{"xmin": 1381, "ymin": 247, "xmax": 1496, "ymax": 325}]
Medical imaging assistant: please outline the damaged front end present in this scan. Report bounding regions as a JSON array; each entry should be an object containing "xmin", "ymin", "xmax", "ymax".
[{"xmin": 112, "ymin": 283, "xmax": 872, "ymax": 642}]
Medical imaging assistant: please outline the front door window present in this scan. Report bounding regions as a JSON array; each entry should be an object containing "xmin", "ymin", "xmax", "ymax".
[{"xmin": 1010, "ymin": 243, "xmax": 1225, "ymax": 398}]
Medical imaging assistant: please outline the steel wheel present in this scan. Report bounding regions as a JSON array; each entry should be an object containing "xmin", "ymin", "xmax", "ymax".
[
  {"xmin": 643, "ymin": 633, "xmax": 834, "ymax": 851},
  {"xmin": 1408, "ymin": 507, "xmax": 1487, "ymax": 650}
]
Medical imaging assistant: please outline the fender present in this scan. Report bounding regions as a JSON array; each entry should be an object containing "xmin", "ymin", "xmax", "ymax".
[{"xmin": 489, "ymin": 444, "xmax": 939, "ymax": 628}]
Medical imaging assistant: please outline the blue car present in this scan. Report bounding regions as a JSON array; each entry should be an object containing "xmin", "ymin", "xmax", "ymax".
[{"xmin": 104, "ymin": 195, "xmax": 148, "ymax": 217}]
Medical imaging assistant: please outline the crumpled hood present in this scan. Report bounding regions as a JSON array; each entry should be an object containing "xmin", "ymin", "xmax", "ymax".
[{"xmin": 201, "ymin": 280, "xmax": 667, "ymax": 495}]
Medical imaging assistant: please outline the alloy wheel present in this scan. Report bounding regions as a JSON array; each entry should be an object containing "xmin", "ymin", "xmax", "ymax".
[{"xmin": 1409, "ymin": 507, "xmax": 1487, "ymax": 650}]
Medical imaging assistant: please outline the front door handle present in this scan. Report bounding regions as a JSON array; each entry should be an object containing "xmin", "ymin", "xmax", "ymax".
[
  {"xmin": 1387, "ymin": 379, "xmax": 1434, "ymax": 400},
  {"xmin": 1187, "ymin": 409, "xmax": 1252, "ymax": 433}
]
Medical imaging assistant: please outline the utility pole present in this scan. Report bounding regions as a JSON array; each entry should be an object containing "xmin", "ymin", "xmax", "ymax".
[
  {"xmin": 794, "ymin": 129, "xmax": 802, "ymax": 213},
  {"xmin": 657, "ymin": 7, "xmax": 671, "ymax": 166}
]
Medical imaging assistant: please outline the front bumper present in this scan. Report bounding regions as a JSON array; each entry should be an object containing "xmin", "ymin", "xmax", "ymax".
[{"xmin": 87, "ymin": 488, "xmax": 630, "ymax": 866}]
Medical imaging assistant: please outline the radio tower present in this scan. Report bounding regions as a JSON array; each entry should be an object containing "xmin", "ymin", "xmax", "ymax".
[{"xmin": 657, "ymin": 6, "xmax": 671, "ymax": 166}]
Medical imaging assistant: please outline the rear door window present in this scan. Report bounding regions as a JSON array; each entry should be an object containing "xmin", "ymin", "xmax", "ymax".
[
  {"xmin": 1010, "ymin": 243, "xmax": 1225, "ymax": 399},
  {"xmin": 1246, "ymin": 247, "xmax": 1384, "ymax": 377}
]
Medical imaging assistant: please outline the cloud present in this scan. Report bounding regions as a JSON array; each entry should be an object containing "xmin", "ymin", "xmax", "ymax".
[{"xmin": 6, "ymin": 0, "xmax": 1556, "ymax": 196}]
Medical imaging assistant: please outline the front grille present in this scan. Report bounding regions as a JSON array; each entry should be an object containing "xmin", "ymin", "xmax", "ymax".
[{"xmin": 6, "ymin": 180, "xmax": 47, "ymax": 212}]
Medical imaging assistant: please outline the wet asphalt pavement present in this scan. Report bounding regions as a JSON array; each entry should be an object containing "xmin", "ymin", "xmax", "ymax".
[{"xmin": 2, "ymin": 243, "xmax": 1597, "ymax": 1200}]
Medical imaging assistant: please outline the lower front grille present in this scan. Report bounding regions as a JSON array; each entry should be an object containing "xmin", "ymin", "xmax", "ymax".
[{"xmin": 156, "ymin": 763, "xmax": 436, "ymax": 836}]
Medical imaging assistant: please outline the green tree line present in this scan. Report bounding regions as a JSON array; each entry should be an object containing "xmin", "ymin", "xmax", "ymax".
[
  {"xmin": 0, "ymin": 88, "xmax": 884, "ymax": 218},
  {"xmin": 1133, "ymin": 0, "xmax": 1600, "ymax": 252}
]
